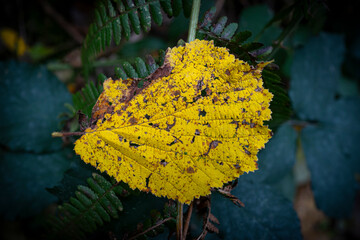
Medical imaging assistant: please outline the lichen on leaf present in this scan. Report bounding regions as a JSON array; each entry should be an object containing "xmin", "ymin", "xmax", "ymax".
[{"xmin": 74, "ymin": 40, "xmax": 273, "ymax": 204}]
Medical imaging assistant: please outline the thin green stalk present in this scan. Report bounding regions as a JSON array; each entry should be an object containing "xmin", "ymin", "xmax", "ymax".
[
  {"xmin": 187, "ymin": 0, "xmax": 201, "ymax": 42},
  {"xmin": 176, "ymin": 202, "xmax": 183, "ymax": 240}
]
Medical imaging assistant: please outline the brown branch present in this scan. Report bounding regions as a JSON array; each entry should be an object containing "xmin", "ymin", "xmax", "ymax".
[
  {"xmin": 183, "ymin": 201, "xmax": 194, "ymax": 239},
  {"xmin": 127, "ymin": 217, "xmax": 174, "ymax": 240},
  {"xmin": 39, "ymin": 0, "xmax": 84, "ymax": 44}
]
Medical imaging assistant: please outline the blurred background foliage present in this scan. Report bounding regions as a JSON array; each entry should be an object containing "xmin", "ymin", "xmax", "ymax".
[{"xmin": 0, "ymin": 0, "xmax": 359, "ymax": 239}]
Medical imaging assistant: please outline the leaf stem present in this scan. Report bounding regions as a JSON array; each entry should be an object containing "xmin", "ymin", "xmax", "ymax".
[
  {"xmin": 176, "ymin": 201, "xmax": 183, "ymax": 240},
  {"xmin": 52, "ymin": 131, "xmax": 84, "ymax": 137},
  {"xmin": 187, "ymin": 0, "xmax": 201, "ymax": 42}
]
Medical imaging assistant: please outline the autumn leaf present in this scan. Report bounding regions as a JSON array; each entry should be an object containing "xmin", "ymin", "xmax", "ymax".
[{"xmin": 74, "ymin": 40, "xmax": 273, "ymax": 204}]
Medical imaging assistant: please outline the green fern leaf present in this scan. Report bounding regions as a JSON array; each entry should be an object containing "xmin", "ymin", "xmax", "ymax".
[
  {"xmin": 212, "ymin": 16, "xmax": 227, "ymax": 35},
  {"xmin": 231, "ymin": 30, "xmax": 252, "ymax": 44},
  {"xmin": 160, "ymin": 0, "xmax": 173, "ymax": 17},
  {"xmin": 182, "ymin": 0, "xmax": 193, "ymax": 18},
  {"xmin": 134, "ymin": 57, "xmax": 149, "ymax": 78},
  {"xmin": 126, "ymin": 0, "xmax": 142, "ymax": 34},
  {"xmin": 149, "ymin": 1, "xmax": 163, "ymax": 25},
  {"xmin": 82, "ymin": 0, "xmax": 192, "ymax": 72},
  {"xmin": 49, "ymin": 173, "xmax": 130, "ymax": 239},
  {"xmin": 138, "ymin": 0, "xmax": 152, "ymax": 32},
  {"xmin": 221, "ymin": 23, "xmax": 238, "ymax": 40},
  {"xmin": 172, "ymin": 0, "xmax": 182, "ymax": 17}
]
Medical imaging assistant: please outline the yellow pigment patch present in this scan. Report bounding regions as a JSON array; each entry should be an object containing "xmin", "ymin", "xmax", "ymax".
[{"xmin": 74, "ymin": 40, "xmax": 273, "ymax": 204}]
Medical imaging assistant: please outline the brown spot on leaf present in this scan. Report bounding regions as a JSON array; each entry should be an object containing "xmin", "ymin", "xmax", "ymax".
[
  {"xmin": 212, "ymin": 96, "xmax": 219, "ymax": 103},
  {"xmin": 225, "ymin": 69, "xmax": 231, "ymax": 76},
  {"xmin": 129, "ymin": 117, "xmax": 138, "ymax": 125},
  {"xmin": 234, "ymin": 164, "xmax": 240, "ymax": 169},
  {"xmin": 172, "ymin": 90, "xmax": 181, "ymax": 96},
  {"xmin": 186, "ymin": 167, "xmax": 195, "ymax": 173}
]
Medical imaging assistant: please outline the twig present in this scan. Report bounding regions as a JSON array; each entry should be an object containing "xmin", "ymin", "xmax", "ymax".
[
  {"xmin": 196, "ymin": 199, "xmax": 211, "ymax": 240},
  {"xmin": 176, "ymin": 202, "xmax": 183, "ymax": 240},
  {"xmin": 39, "ymin": 0, "xmax": 84, "ymax": 44},
  {"xmin": 52, "ymin": 132, "xmax": 84, "ymax": 137},
  {"xmin": 183, "ymin": 201, "xmax": 194, "ymax": 239},
  {"xmin": 127, "ymin": 217, "xmax": 174, "ymax": 240}
]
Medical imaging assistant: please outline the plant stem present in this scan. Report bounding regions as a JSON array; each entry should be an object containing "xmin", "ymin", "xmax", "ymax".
[
  {"xmin": 52, "ymin": 131, "xmax": 84, "ymax": 137},
  {"xmin": 183, "ymin": 201, "xmax": 194, "ymax": 239},
  {"xmin": 187, "ymin": 0, "xmax": 201, "ymax": 42},
  {"xmin": 176, "ymin": 201, "xmax": 183, "ymax": 240}
]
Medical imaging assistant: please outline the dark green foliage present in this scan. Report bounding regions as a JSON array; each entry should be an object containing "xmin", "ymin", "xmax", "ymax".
[
  {"xmin": 0, "ymin": 150, "xmax": 71, "ymax": 219},
  {"xmin": 49, "ymin": 173, "xmax": 131, "ymax": 239},
  {"xmin": 82, "ymin": 0, "xmax": 193, "ymax": 68},
  {"xmin": 211, "ymin": 180, "xmax": 302, "ymax": 240},
  {"xmin": 0, "ymin": 61, "xmax": 72, "ymax": 220},
  {"xmin": 0, "ymin": 61, "xmax": 71, "ymax": 153},
  {"xmin": 290, "ymin": 33, "xmax": 360, "ymax": 218},
  {"xmin": 244, "ymin": 123, "xmax": 297, "ymax": 185}
]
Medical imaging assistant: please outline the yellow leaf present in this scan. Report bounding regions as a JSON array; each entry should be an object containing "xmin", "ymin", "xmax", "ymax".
[
  {"xmin": 0, "ymin": 28, "xmax": 28, "ymax": 56},
  {"xmin": 74, "ymin": 40, "xmax": 273, "ymax": 204}
]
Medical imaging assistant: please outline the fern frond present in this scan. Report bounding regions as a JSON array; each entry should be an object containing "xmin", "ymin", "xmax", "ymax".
[
  {"xmin": 82, "ymin": 0, "xmax": 193, "ymax": 67},
  {"xmin": 49, "ymin": 173, "xmax": 131, "ymax": 239},
  {"xmin": 72, "ymin": 79, "xmax": 104, "ymax": 118},
  {"xmin": 262, "ymin": 69, "xmax": 292, "ymax": 129},
  {"xmin": 197, "ymin": 7, "xmax": 265, "ymax": 62}
]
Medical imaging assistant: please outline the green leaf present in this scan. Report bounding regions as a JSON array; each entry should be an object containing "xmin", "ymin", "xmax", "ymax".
[
  {"xmin": 149, "ymin": 1, "xmax": 163, "ymax": 25},
  {"xmin": 324, "ymin": 98, "xmax": 360, "ymax": 172},
  {"xmin": 160, "ymin": 0, "xmax": 173, "ymax": 17},
  {"xmin": 221, "ymin": 23, "xmax": 238, "ymax": 40},
  {"xmin": 112, "ymin": 18, "xmax": 122, "ymax": 45},
  {"xmin": 122, "ymin": 61, "xmax": 139, "ymax": 78},
  {"xmin": 231, "ymin": 31, "xmax": 252, "ymax": 44},
  {"xmin": 172, "ymin": 0, "xmax": 182, "ymax": 17},
  {"xmin": 48, "ymin": 157, "xmax": 94, "ymax": 202},
  {"xmin": 120, "ymin": 13, "xmax": 131, "ymax": 40},
  {"xmin": 289, "ymin": 33, "xmax": 345, "ymax": 120},
  {"xmin": 212, "ymin": 16, "xmax": 227, "ymax": 36},
  {"xmin": 182, "ymin": 0, "xmax": 193, "ymax": 18},
  {"xmin": 128, "ymin": 9, "xmax": 141, "ymax": 35},
  {"xmin": 0, "ymin": 150, "xmax": 70, "ymax": 219},
  {"xmin": 211, "ymin": 180, "xmax": 302, "ymax": 240},
  {"xmin": 115, "ymin": 66, "xmax": 128, "ymax": 79},
  {"xmin": 238, "ymin": 4, "xmax": 282, "ymax": 45},
  {"xmin": 0, "ymin": 61, "xmax": 71, "ymax": 153},
  {"xmin": 301, "ymin": 124, "xmax": 357, "ymax": 218},
  {"xmin": 138, "ymin": 0, "xmax": 152, "ymax": 32},
  {"xmin": 244, "ymin": 123, "xmax": 297, "ymax": 185},
  {"xmin": 134, "ymin": 57, "xmax": 149, "ymax": 78}
]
